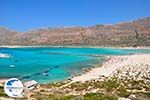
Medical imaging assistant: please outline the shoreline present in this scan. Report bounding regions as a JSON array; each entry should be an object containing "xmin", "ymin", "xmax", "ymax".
[
  {"xmin": 0, "ymin": 54, "xmax": 150, "ymax": 99},
  {"xmin": 0, "ymin": 45, "xmax": 150, "ymax": 49},
  {"xmin": 0, "ymin": 51, "xmax": 150, "ymax": 86},
  {"xmin": 71, "ymin": 54, "xmax": 150, "ymax": 82}
]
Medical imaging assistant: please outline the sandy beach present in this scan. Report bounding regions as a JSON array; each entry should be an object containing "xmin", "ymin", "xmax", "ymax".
[
  {"xmin": 1, "ymin": 53, "xmax": 150, "ymax": 84},
  {"xmin": 72, "ymin": 54, "xmax": 150, "ymax": 82},
  {"xmin": 0, "ymin": 79, "xmax": 7, "ymax": 86},
  {"xmin": 1, "ymin": 53, "xmax": 150, "ymax": 100}
]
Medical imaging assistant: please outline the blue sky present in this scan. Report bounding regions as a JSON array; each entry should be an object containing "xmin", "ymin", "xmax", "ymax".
[{"xmin": 0, "ymin": 0, "xmax": 150, "ymax": 32}]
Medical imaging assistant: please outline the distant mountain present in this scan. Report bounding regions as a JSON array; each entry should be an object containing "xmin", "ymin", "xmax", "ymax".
[{"xmin": 0, "ymin": 17, "xmax": 150, "ymax": 47}]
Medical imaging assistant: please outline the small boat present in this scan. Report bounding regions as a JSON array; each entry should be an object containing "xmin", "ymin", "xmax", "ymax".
[
  {"xmin": 34, "ymin": 72, "xmax": 41, "ymax": 75},
  {"xmin": 9, "ymin": 65, "xmax": 15, "ymax": 68},
  {"xmin": 0, "ymin": 53, "xmax": 11, "ymax": 58}
]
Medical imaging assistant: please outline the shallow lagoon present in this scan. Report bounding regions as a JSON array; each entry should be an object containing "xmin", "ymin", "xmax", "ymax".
[{"xmin": 0, "ymin": 47, "xmax": 150, "ymax": 83}]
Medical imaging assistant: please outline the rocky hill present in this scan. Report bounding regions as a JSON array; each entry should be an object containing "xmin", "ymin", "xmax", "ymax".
[{"xmin": 0, "ymin": 17, "xmax": 150, "ymax": 47}]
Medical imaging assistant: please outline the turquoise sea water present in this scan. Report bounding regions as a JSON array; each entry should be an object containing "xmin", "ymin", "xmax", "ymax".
[{"xmin": 0, "ymin": 47, "xmax": 150, "ymax": 84}]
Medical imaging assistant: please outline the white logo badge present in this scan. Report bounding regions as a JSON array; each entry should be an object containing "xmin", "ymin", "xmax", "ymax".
[{"xmin": 4, "ymin": 78, "xmax": 24, "ymax": 97}]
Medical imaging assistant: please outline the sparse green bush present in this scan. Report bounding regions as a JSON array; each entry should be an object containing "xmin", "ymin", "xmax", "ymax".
[
  {"xmin": 84, "ymin": 93, "xmax": 117, "ymax": 100},
  {"xmin": 0, "ymin": 86, "xmax": 8, "ymax": 97},
  {"xmin": 141, "ymin": 92, "xmax": 150, "ymax": 98},
  {"xmin": 117, "ymin": 86, "xmax": 131, "ymax": 97},
  {"xmin": 103, "ymin": 79, "xmax": 119, "ymax": 92}
]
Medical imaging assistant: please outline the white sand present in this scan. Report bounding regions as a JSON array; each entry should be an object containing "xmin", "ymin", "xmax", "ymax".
[
  {"xmin": 0, "ymin": 45, "xmax": 150, "ymax": 49},
  {"xmin": 0, "ymin": 79, "xmax": 7, "ymax": 86},
  {"xmin": 71, "ymin": 54, "xmax": 150, "ymax": 82}
]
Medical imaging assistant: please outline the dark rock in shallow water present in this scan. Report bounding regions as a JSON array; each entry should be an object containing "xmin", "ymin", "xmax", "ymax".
[
  {"xmin": 54, "ymin": 66, "xmax": 59, "ymax": 68},
  {"xmin": 22, "ymin": 76, "xmax": 30, "ymax": 79},
  {"xmin": 43, "ymin": 70, "xmax": 49, "ymax": 73},
  {"xmin": 48, "ymin": 65, "xmax": 59, "ymax": 71},
  {"xmin": 15, "ymin": 60, "xmax": 18, "ymax": 62},
  {"xmin": 27, "ymin": 65, "xmax": 59, "ymax": 78},
  {"xmin": 33, "ymin": 72, "xmax": 41, "ymax": 76},
  {"xmin": 0, "ymin": 75, "xmax": 20, "ymax": 79}
]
